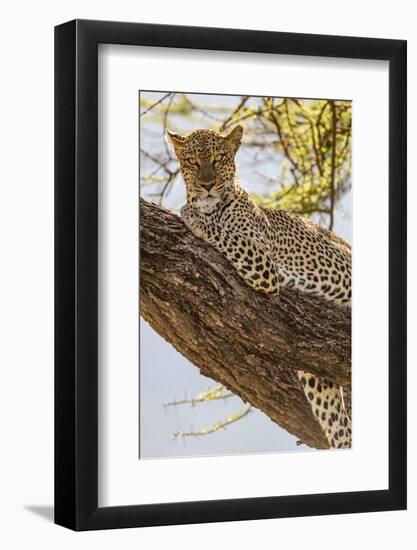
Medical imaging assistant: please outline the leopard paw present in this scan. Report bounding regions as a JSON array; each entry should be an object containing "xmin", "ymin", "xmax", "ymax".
[{"xmin": 180, "ymin": 204, "xmax": 206, "ymax": 239}]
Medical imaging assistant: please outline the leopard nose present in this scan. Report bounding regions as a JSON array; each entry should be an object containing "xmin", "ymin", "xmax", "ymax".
[
  {"xmin": 198, "ymin": 162, "xmax": 216, "ymax": 189},
  {"xmin": 200, "ymin": 179, "xmax": 215, "ymax": 190}
]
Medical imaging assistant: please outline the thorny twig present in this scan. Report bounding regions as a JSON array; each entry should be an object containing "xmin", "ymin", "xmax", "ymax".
[{"xmin": 173, "ymin": 405, "xmax": 252, "ymax": 438}]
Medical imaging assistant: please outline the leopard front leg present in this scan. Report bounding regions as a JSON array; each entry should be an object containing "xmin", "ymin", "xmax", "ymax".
[
  {"xmin": 181, "ymin": 204, "xmax": 279, "ymax": 295},
  {"xmin": 181, "ymin": 204, "xmax": 210, "ymax": 240}
]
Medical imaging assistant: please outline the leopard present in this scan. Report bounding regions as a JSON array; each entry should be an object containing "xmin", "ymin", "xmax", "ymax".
[{"xmin": 167, "ymin": 125, "xmax": 352, "ymax": 449}]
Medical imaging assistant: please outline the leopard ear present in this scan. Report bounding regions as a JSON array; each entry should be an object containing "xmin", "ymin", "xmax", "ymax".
[
  {"xmin": 166, "ymin": 130, "xmax": 185, "ymax": 155},
  {"xmin": 224, "ymin": 125, "xmax": 243, "ymax": 153}
]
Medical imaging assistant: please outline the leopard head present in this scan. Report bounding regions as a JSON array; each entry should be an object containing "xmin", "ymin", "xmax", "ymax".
[{"xmin": 167, "ymin": 126, "xmax": 243, "ymax": 214}]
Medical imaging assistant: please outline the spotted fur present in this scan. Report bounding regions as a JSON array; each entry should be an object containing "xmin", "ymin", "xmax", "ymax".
[
  {"xmin": 297, "ymin": 371, "xmax": 351, "ymax": 449},
  {"xmin": 167, "ymin": 125, "xmax": 352, "ymax": 449}
]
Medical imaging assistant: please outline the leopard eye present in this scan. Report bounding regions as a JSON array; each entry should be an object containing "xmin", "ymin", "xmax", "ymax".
[
  {"xmin": 214, "ymin": 153, "xmax": 224, "ymax": 162},
  {"xmin": 186, "ymin": 157, "xmax": 198, "ymax": 166}
]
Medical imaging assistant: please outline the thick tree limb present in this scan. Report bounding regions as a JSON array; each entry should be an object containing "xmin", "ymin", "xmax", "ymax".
[{"xmin": 140, "ymin": 199, "xmax": 351, "ymax": 449}]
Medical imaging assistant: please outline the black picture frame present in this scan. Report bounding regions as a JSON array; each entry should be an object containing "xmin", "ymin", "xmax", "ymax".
[{"xmin": 55, "ymin": 19, "xmax": 407, "ymax": 531}]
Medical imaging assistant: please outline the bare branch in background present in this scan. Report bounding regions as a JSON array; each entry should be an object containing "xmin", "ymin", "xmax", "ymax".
[
  {"xmin": 162, "ymin": 93, "xmax": 176, "ymax": 158},
  {"xmin": 291, "ymin": 98, "xmax": 323, "ymax": 177},
  {"xmin": 140, "ymin": 92, "xmax": 172, "ymax": 117},
  {"xmin": 263, "ymin": 97, "xmax": 302, "ymax": 176},
  {"xmin": 181, "ymin": 94, "xmax": 225, "ymax": 123},
  {"xmin": 219, "ymin": 95, "xmax": 250, "ymax": 131},
  {"xmin": 139, "ymin": 147, "xmax": 180, "ymax": 205}
]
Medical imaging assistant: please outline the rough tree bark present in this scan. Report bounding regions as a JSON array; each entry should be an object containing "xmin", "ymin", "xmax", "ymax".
[{"xmin": 140, "ymin": 199, "xmax": 351, "ymax": 449}]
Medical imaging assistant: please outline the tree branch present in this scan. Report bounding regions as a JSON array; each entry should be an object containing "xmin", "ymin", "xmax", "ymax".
[{"xmin": 139, "ymin": 199, "xmax": 351, "ymax": 449}]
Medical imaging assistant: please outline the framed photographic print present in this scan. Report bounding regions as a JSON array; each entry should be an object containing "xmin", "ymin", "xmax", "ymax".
[{"xmin": 55, "ymin": 19, "xmax": 407, "ymax": 530}]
